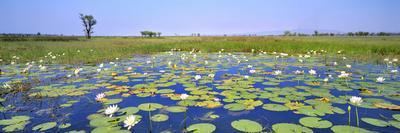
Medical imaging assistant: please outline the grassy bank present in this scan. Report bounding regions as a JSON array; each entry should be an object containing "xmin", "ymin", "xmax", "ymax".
[{"xmin": 1, "ymin": 36, "xmax": 399, "ymax": 64}]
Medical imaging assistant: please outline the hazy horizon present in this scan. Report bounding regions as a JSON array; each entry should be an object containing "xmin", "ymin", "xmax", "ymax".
[{"xmin": 1, "ymin": 0, "xmax": 399, "ymax": 36}]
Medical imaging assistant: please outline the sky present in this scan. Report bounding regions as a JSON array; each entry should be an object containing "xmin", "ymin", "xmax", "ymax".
[{"xmin": 1, "ymin": 0, "xmax": 399, "ymax": 36}]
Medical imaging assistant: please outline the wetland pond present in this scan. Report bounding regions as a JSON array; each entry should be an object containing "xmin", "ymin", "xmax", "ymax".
[{"xmin": 0, "ymin": 51, "xmax": 400, "ymax": 133}]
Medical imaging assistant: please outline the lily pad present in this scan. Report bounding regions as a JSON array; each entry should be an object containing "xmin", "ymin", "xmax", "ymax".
[
  {"xmin": 361, "ymin": 117, "xmax": 389, "ymax": 127},
  {"xmin": 393, "ymin": 114, "xmax": 400, "ymax": 121},
  {"xmin": 187, "ymin": 123, "xmax": 216, "ymax": 133},
  {"xmin": 165, "ymin": 106, "xmax": 187, "ymax": 113},
  {"xmin": 32, "ymin": 122, "xmax": 57, "ymax": 131},
  {"xmin": 151, "ymin": 114, "xmax": 169, "ymax": 122},
  {"xmin": 262, "ymin": 104, "xmax": 290, "ymax": 111},
  {"xmin": 272, "ymin": 123, "xmax": 313, "ymax": 133},
  {"xmin": 299, "ymin": 117, "xmax": 332, "ymax": 128},
  {"xmin": 330, "ymin": 125, "xmax": 373, "ymax": 133},
  {"xmin": 118, "ymin": 107, "xmax": 139, "ymax": 115},
  {"xmin": 231, "ymin": 119, "xmax": 262, "ymax": 132},
  {"xmin": 224, "ymin": 103, "xmax": 246, "ymax": 111},
  {"xmin": 138, "ymin": 103, "xmax": 163, "ymax": 111}
]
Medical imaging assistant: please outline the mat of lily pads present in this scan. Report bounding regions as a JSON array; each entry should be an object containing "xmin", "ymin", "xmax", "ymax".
[{"xmin": 0, "ymin": 51, "xmax": 399, "ymax": 132}]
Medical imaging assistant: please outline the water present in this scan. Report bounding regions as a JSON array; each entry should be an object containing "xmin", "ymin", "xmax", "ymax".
[{"xmin": 0, "ymin": 52, "xmax": 399, "ymax": 132}]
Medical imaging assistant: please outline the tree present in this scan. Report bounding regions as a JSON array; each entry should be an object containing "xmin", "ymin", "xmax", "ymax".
[
  {"xmin": 314, "ymin": 30, "xmax": 319, "ymax": 36},
  {"xmin": 156, "ymin": 32, "xmax": 161, "ymax": 37},
  {"xmin": 283, "ymin": 31, "xmax": 291, "ymax": 36},
  {"xmin": 80, "ymin": 13, "xmax": 97, "ymax": 39}
]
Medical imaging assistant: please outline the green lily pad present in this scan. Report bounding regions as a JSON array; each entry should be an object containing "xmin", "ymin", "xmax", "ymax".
[
  {"xmin": 224, "ymin": 103, "xmax": 246, "ymax": 111},
  {"xmin": 151, "ymin": 114, "xmax": 169, "ymax": 122},
  {"xmin": 2, "ymin": 122, "xmax": 29, "ymax": 132},
  {"xmin": 272, "ymin": 123, "xmax": 313, "ymax": 133},
  {"xmin": 393, "ymin": 114, "xmax": 400, "ymax": 121},
  {"xmin": 299, "ymin": 117, "xmax": 332, "ymax": 128},
  {"xmin": 231, "ymin": 119, "xmax": 262, "ymax": 132},
  {"xmin": 104, "ymin": 99, "xmax": 123, "ymax": 105},
  {"xmin": 32, "ymin": 122, "xmax": 57, "ymax": 131},
  {"xmin": 262, "ymin": 104, "xmax": 290, "ymax": 111},
  {"xmin": 330, "ymin": 125, "xmax": 373, "ymax": 133},
  {"xmin": 59, "ymin": 123, "xmax": 71, "ymax": 129},
  {"xmin": 138, "ymin": 103, "xmax": 163, "ymax": 111},
  {"xmin": 118, "ymin": 107, "xmax": 139, "ymax": 115},
  {"xmin": 187, "ymin": 123, "xmax": 216, "ymax": 133},
  {"xmin": 389, "ymin": 120, "xmax": 400, "ymax": 129},
  {"xmin": 361, "ymin": 117, "xmax": 389, "ymax": 127},
  {"xmin": 0, "ymin": 115, "xmax": 30, "ymax": 125},
  {"xmin": 165, "ymin": 106, "xmax": 187, "ymax": 113}
]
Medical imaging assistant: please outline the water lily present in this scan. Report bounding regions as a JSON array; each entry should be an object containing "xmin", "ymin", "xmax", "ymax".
[
  {"xmin": 214, "ymin": 98, "xmax": 221, "ymax": 102},
  {"xmin": 180, "ymin": 93, "xmax": 189, "ymax": 100},
  {"xmin": 384, "ymin": 58, "xmax": 389, "ymax": 62},
  {"xmin": 346, "ymin": 64, "xmax": 352, "ymax": 68},
  {"xmin": 249, "ymin": 69, "xmax": 256, "ymax": 74},
  {"xmin": 294, "ymin": 70, "xmax": 304, "ymax": 75},
  {"xmin": 95, "ymin": 93, "xmax": 106, "ymax": 101},
  {"xmin": 244, "ymin": 75, "xmax": 249, "ymax": 79},
  {"xmin": 2, "ymin": 83, "xmax": 11, "ymax": 89},
  {"xmin": 308, "ymin": 69, "xmax": 317, "ymax": 75},
  {"xmin": 96, "ymin": 68, "xmax": 102, "ymax": 72},
  {"xmin": 376, "ymin": 77, "xmax": 385, "ymax": 83},
  {"xmin": 349, "ymin": 96, "xmax": 363, "ymax": 105},
  {"xmin": 273, "ymin": 70, "xmax": 282, "ymax": 75},
  {"xmin": 393, "ymin": 58, "xmax": 398, "ymax": 62},
  {"xmin": 333, "ymin": 62, "xmax": 338, "ymax": 66},
  {"xmin": 105, "ymin": 104, "xmax": 119, "ymax": 117},
  {"xmin": 208, "ymin": 74, "xmax": 215, "ymax": 78},
  {"xmin": 74, "ymin": 68, "xmax": 82, "ymax": 76},
  {"xmin": 391, "ymin": 70, "xmax": 398, "ymax": 73},
  {"xmin": 338, "ymin": 71, "xmax": 350, "ymax": 78},
  {"xmin": 126, "ymin": 67, "xmax": 133, "ymax": 71},
  {"xmin": 194, "ymin": 75, "xmax": 201, "ymax": 80},
  {"xmin": 124, "ymin": 115, "xmax": 139, "ymax": 130},
  {"xmin": 323, "ymin": 78, "xmax": 329, "ymax": 82}
]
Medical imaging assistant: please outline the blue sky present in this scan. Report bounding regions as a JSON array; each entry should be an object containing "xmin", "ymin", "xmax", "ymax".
[{"xmin": 1, "ymin": 0, "xmax": 399, "ymax": 36}]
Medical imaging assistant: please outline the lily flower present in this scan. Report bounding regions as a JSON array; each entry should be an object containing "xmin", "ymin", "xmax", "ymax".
[
  {"xmin": 124, "ymin": 115, "xmax": 139, "ymax": 130},
  {"xmin": 105, "ymin": 104, "xmax": 119, "ymax": 117},
  {"xmin": 308, "ymin": 69, "xmax": 317, "ymax": 75},
  {"xmin": 180, "ymin": 94, "xmax": 189, "ymax": 100},
  {"xmin": 376, "ymin": 77, "xmax": 385, "ymax": 83},
  {"xmin": 349, "ymin": 96, "xmax": 363, "ymax": 105},
  {"xmin": 274, "ymin": 70, "xmax": 282, "ymax": 75},
  {"xmin": 95, "ymin": 93, "xmax": 106, "ymax": 101},
  {"xmin": 249, "ymin": 69, "xmax": 256, "ymax": 74},
  {"xmin": 194, "ymin": 75, "xmax": 201, "ymax": 80}
]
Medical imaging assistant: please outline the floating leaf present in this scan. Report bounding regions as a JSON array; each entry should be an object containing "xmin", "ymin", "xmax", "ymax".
[
  {"xmin": 330, "ymin": 125, "xmax": 373, "ymax": 133},
  {"xmin": 272, "ymin": 123, "xmax": 313, "ymax": 133},
  {"xmin": 393, "ymin": 114, "xmax": 400, "ymax": 121},
  {"xmin": 299, "ymin": 117, "xmax": 332, "ymax": 128},
  {"xmin": 32, "ymin": 122, "xmax": 57, "ymax": 131},
  {"xmin": 231, "ymin": 119, "xmax": 262, "ymax": 132},
  {"xmin": 262, "ymin": 104, "xmax": 289, "ymax": 111},
  {"xmin": 118, "ymin": 107, "xmax": 139, "ymax": 115},
  {"xmin": 187, "ymin": 123, "xmax": 216, "ymax": 133},
  {"xmin": 138, "ymin": 103, "xmax": 163, "ymax": 111},
  {"xmin": 165, "ymin": 106, "xmax": 187, "ymax": 113},
  {"xmin": 224, "ymin": 103, "xmax": 246, "ymax": 111},
  {"xmin": 361, "ymin": 117, "xmax": 389, "ymax": 127},
  {"xmin": 151, "ymin": 114, "xmax": 169, "ymax": 122}
]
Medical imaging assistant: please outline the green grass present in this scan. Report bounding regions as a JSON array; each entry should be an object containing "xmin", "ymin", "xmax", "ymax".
[{"xmin": 1, "ymin": 36, "xmax": 400, "ymax": 64}]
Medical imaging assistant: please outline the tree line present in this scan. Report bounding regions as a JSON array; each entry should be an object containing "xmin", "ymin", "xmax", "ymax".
[
  {"xmin": 140, "ymin": 31, "xmax": 162, "ymax": 37},
  {"xmin": 283, "ymin": 30, "xmax": 400, "ymax": 36}
]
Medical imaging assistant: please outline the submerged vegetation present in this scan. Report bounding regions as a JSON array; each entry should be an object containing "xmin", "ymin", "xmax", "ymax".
[
  {"xmin": 0, "ymin": 36, "xmax": 400, "ymax": 64},
  {"xmin": 0, "ymin": 49, "xmax": 399, "ymax": 132}
]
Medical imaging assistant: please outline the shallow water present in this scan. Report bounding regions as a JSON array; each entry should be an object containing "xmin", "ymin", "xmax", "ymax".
[{"xmin": 0, "ymin": 52, "xmax": 399, "ymax": 132}]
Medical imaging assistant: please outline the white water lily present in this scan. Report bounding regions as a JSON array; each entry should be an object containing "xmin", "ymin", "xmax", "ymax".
[
  {"xmin": 376, "ymin": 77, "xmax": 385, "ymax": 83},
  {"xmin": 391, "ymin": 70, "xmax": 398, "ymax": 73},
  {"xmin": 74, "ymin": 68, "xmax": 82, "ymax": 76},
  {"xmin": 99, "ymin": 63, "xmax": 104, "ymax": 68},
  {"xmin": 126, "ymin": 67, "xmax": 133, "ymax": 71},
  {"xmin": 2, "ymin": 83, "xmax": 11, "ymax": 89},
  {"xmin": 384, "ymin": 58, "xmax": 389, "ymax": 62},
  {"xmin": 105, "ymin": 105, "xmax": 119, "ymax": 117},
  {"xmin": 180, "ymin": 93, "xmax": 189, "ymax": 100},
  {"xmin": 346, "ymin": 64, "xmax": 351, "ymax": 68},
  {"xmin": 249, "ymin": 69, "xmax": 256, "ymax": 74},
  {"xmin": 95, "ymin": 93, "xmax": 106, "ymax": 101},
  {"xmin": 124, "ymin": 115, "xmax": 139, "ymax": 130},
  {"xmin": 247, "ymin": 65, "xmax": 253, "ymax": 68},
  {"xmin": 159, "ymin": 70, "xmax": 166, "ymax": 73},
  {"xmin": 274, "ymin": 70, "xmax": 282, "ymax": 75},
  {"xmin": 294, "ymin": 70, "xmax": 304, "ymax": 75},
  {"xmin": 208, "ymin": 74, "xmax": 215, "ymax": 78},
  {"xmin": 350, "ymin": 96, "xmax": 363, "ymax": 105},
  {"xmin": 213, "ymin": 98, "xmax": 221, "ymax": 102},
  {"xmin": 194, "ymin": 75, "xmax": 202, "ymax": 80},
  {"xmin": 338, "ymin": 71, "xmax": 350, "ymax": 78},
  {"xmin": 146, "ymin": 60, "xmax": 151, "ymax": 64},
  {"xmin": 96, "ymin": 68, "xmax": 102, "ymax": 72},
  {"xmin": 333, "ymin": 62, "xmax": 338, "ymax": 66},
  {"xmin": 308, "ymin": 69, "xmax": 317, "ymax": 75},
  {"xmin": 393, "ymin": 58, "xmax": 398, "ymax": 62},
  {"xmin": 244, "ymin": 75, "xmax": 249, "ymax": 79},
  {"xmin": 323, "ymin": 78, "xmax": 329, "ymax": 82}
]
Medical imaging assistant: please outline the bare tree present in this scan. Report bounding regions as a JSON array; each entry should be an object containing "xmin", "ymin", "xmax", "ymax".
[{"xmin": 80, "ymin": 13, "xmax": 97, "ymax": 39}]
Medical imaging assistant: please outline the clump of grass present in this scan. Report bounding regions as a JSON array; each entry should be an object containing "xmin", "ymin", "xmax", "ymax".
[{"xmin": 0, "ymin": 36, "xmax": 399, "ymax": 64}]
